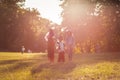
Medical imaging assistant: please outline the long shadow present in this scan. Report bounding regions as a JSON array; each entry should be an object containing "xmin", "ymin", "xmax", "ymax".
[
  {"xmin": 51, "ymin": 62, "xmax": 76, "ymax": 73},
  {"xmin": 31, "ymin": 53, "xmax": 120, "ymax": 75},
  {"xmin": 0, "ymin": 58, "xmax": 43, "ymax": 65},
  {"xmin": 73, "ymin": 53, "xmax": 120, "ymax": 65},
  {"xmin": 31, "ymin": 62, "xmax": 76, "ymax": 74},
  {"xmin": 0, "ymin": 60, "xmax": 20, "ymax": 65},
  {"xmin": 0, "ymin": 60, "xmax": 35, "ymax": 73},
  {"xmin": 0, "ymin": 57, "xmax": 46, "ymax": 73}
]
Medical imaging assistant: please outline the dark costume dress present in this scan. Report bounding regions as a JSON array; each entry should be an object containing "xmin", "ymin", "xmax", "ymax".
[{"xmin": 45, "ymin": 29, "xmax": 55, "ymax": 63}]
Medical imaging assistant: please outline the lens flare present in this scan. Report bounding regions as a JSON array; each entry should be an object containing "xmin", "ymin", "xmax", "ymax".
[{"xmin": 24, "ymin": 0, "xmax": 63, "ymax": 25}]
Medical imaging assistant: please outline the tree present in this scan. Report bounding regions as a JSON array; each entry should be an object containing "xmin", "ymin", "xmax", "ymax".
[
  {"xmin": 0, "ymin": 0, "xmax": 50, "ymax": 52},
  {"xmin": 61, "ymin": 0, "xmax": 120, "ymax": 52}
]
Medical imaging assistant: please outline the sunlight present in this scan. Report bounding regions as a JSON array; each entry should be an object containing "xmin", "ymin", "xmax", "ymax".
[
  {"xmin": 91, "ymin": 3, "xmax": 102, "ymax": 16},
  {"xmin": 24, "ymin": 0, "xmax": 63, "ymax": 25}
]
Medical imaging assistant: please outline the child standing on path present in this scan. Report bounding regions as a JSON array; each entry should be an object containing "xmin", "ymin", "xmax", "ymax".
[
  {"xmin": 57, "ymin": 34, "xmax": 65, "ymax": 62},
  {"xmin": 65, "ymin": 30, "xmax": 75, "ymax": 61}
]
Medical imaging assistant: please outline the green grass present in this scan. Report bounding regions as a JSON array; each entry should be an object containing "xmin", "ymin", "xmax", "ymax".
[{"xmin": 0, "ymin": 52, "xmax": 120, "ymax": 80}]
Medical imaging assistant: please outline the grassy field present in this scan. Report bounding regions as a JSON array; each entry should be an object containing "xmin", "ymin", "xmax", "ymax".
[{"xmin": 0, "ymin": 52, "xmax": 120, "ymax": 80}]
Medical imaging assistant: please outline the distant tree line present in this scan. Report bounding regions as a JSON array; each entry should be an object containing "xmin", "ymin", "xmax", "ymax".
[
  {"xmin": 0, "ymin": 0, "xmax": 120, "ymax": 53},
  {"xmin": 0, "ymin": 0, "xmax": 49, "ymax": 52},
  {"xmin": 61, "ymin": 0, "xmax": 120, "ymax": 52}
]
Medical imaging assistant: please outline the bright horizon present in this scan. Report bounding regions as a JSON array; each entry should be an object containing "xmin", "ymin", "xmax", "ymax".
[{"xmin": 24, "ymin": 0, "xmax": 63, "ymax": 25}]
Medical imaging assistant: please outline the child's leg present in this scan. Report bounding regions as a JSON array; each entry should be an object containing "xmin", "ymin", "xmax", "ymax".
[
  {"xmin": 58, "ymin": 53, "xmax": 61, "ymax": 62},
  {"xmin": 58, "ymin": 52, "xmax": 63, "ymax": 62},
  {"xmin": 61, "ymin": 52, "xmax": 65, "ymax": 62}
]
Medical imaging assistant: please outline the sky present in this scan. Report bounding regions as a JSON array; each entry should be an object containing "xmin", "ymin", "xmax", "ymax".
[{"xmin": 24, "ymin": 0, "xmax": 63, "ymax": 25}]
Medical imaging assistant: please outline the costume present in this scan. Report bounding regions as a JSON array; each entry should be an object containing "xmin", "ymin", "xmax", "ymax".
[
  {"xmin": 57, "ymin": 40, "xmax": 65, "ymax": 62},
  {"xmin": 45, "ymin": 29, "xmax": 55, "ymax": 63},
  {"xmin": 65, "ymin": 31, "xmax": 74, "ymax": 61}
]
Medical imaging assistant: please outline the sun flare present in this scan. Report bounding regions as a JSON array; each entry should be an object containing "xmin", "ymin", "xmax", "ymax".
[{"xmin": 24, "ymin": 0, "xmax": 63, "ymax": 25}]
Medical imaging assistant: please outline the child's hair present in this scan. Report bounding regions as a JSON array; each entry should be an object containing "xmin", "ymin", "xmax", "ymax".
[{"xmin": 59, "ymin": 36, "xmax": 63, "ymax": 41}]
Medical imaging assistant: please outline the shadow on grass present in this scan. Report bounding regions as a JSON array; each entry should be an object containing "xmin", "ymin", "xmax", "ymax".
[
  {"xmin": 0, "ymin": 58, "xmax": 44, "ymax": 65},
  {"xmin": 0, "ymin": 60, "xmax": 34, "ymax": 73},
  {"xmin": 0, "ymin": 60, "xmax": 20, "ymax": 65},
  {"xmin": 31, "ymin": 53, "xmax": 120, "ymax": 75},
  {"xmin": 31, "ymin": 62, "xmax": 76, "ymax": 74},
  {"xmin": 74, "ymin": 53, "xmax": 120, "ymax": 65}
]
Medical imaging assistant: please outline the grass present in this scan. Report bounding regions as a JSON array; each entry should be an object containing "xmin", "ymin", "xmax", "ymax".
[{"xmin": 0, "ymin": 52, "xmax": 120, "ymax": 80}]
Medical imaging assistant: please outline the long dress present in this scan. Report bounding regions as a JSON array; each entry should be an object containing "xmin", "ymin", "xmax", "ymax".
[
  {"xmin": 45, "ymin": 31, "xmax": 55, "ymax": 63},
  {"xmin": 47, "ymin": 36, "xmax": 55, "ymax": 62}
]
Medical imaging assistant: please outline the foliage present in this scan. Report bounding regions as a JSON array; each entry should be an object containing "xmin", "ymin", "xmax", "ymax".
[
  {"xmin": 0, "ymin": 0, "xmax": 50, "ymax": 52},
  {"xmin": 61, "ymin": 0, "xmax": 120, "ymax": 52},
  {"xmin": 0, "ymin": 0, "xmax": 120, "ymax": 52}
]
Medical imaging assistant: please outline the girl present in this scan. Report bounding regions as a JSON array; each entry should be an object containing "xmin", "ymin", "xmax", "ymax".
[{"xmin": 57, "ymin": 35, "xmax": 65, "ymax": 62}]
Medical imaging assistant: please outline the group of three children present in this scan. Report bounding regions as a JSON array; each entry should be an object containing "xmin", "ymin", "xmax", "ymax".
[{"xmin": 45, "ymin": 28, "xmax": 74, "ymax": 63}]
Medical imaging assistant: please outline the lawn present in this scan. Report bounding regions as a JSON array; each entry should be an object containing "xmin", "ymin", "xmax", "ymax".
[{"xmin": 0, "ymin": 52, "xmax": 120, "ymax": 80}]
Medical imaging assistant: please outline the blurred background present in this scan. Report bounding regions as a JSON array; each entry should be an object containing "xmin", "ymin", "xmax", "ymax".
[{"xmin": 0, "ymin": 0, "xmax": 120, "ymax": 53}]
